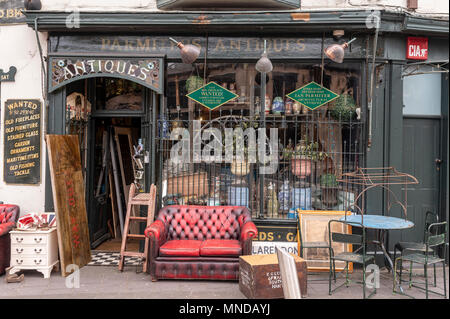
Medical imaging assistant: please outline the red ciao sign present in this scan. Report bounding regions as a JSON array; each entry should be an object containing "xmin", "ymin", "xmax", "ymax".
[{"xmin": 406, "ymin": 37, "xmax": 428, "ymax": 60}]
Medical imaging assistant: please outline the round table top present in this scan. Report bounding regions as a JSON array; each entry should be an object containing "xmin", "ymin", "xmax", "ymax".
[{"xmin": 339, "ymin": 214, "xmax": 414, "ymax": 230}]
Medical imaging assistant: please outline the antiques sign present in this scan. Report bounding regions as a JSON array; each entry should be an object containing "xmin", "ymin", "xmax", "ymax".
[
  {"xmin": 0, "ymin": 66, "xmax": 16, "ymax": 82},
  {"xmin": 49, "ymin": 35, "xmax": 365, "ymax": 60},
  {"xmin": 286, "ymin": 81, "xmax": 339, "ymax": 111},
  {"xmin": 49, "ymin": 56, "xmax": 164, "ymax": 93},
  {"xmin": 187, "ymin": 81, "xmax": 238, "ymax": 110},
  {"xmin": 0, "ymin": 0, "xmax": 25, "ymax": 24},
  {"xmin": 3, "ymin": 99, "xmax": 41, "ymax": 185}
]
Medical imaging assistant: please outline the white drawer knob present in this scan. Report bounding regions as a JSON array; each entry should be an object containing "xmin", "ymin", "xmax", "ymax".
[
  {"xmin": 34, "ymin": 238, "xmax": 42, "ymax": 243},
  {"xmin": 15, "ymin": 237, "xmax": 24, "ymax": 243},
  {"xmin": 16, "ymin": 259, "xmax": 23, "ymax": 265},
  {"xmin": 15, "ymin": 248, "xmax": 24, "ymax": 254},
  {"xmin": 34, "ymin": 259, "xmax": 42, "ymax": 265},
  {"xmin": 34, "ymin": 248, "xmax": 43, "ymax": 254}
]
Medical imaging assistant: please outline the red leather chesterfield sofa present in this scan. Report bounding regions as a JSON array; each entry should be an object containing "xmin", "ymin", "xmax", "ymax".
[
  {"xmin": 0, "ymin": 204, "xmax": 20, "ymax": 275},
  {"xmin": 144, "ymin": 205, "xmax": 257, "ymax": 281}
]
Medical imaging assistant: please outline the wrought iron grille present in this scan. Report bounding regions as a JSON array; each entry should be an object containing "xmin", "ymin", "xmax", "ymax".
[{"xmin": 157, "ymin": 110, "xmax": 364, "ymax": 220}]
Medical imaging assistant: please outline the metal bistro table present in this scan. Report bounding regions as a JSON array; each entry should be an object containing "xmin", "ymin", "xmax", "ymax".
[{"xmin": 340, "ymin": 214, "xmax": 414, "ymax": 273}]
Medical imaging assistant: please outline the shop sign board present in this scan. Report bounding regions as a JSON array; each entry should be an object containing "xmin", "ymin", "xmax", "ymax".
[
  {"xmin": 406, "ymin": 37, "xmax": 428, "ymax": 60},
  {"xmin": 46, "ymin": 134, "xmax": 91, "ymax": 277},
  {"xmin": 253, "ymin": 223, "xmax": 298, "ymax": 242},
  {"xmin": 49, "ymin": 35, "xmax": 365, "ymax": 60},
  {"xmin": 286, "ymin": 81, "xmax": 339, "ymax": 111},
  {"xmin": 49, "ymin": 56, "xmax": 164, "ymax": 94},
  {"xmin": 0, "ymin": 0, "xmax": 25, "ymax": 24},
  {"xmin": 252, "ymin": 241, "xmax": 298, "ymax": 255},
  {"xmin": 3, "ymin": 99, "xmax": 41, "ymax": 185},
  {"xmin": 187, "ymin": 81, "xmax": 238, "ymax": 110},
  {"xmin": 0, "ymin": 66, "xmax": 17, "ymax": 82}
]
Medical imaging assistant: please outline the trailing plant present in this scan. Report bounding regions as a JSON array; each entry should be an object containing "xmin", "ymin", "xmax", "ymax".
[
  {"xmin": 320, "ymin": 173, "xmax": 339, "ymax": 188},
  {"xmin": 186, "ymin": 75, "xmax": 204, "ymax": 93}
]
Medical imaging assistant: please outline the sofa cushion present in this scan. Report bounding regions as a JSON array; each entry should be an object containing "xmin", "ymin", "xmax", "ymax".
[
  {"xmin": 200, "ymin": 239, "xmax": 242, "ymax": 257},
  {"xmin": 159, "ymin": 240, "xmax": 202, "ymax": 257}
]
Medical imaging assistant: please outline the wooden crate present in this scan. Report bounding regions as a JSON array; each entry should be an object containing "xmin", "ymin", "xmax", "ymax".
[
  {"xmin": 239, "ymin": 254, "xmax": 307, "ymax": 299},
  {"xmin": 166, "ymin": 171, "xmax": 209, "ymax": 197}
]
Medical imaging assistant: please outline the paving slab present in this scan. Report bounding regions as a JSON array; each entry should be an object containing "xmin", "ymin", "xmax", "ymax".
[{"xmin": 0, "ymin": 265, "xmax": 447, "ymax": 300}]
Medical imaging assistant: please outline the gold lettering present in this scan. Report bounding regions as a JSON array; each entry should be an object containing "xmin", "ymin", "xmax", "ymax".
[
  {"xmin": 230, "ymin": 39, "xmax": 240, "ymax": 52},
  {"xmin": 297, "ymin": 38, "xmax": 305, "ymax": 51},
  {"xmin": 136, "ymin": 39, "xmax": 150, "ymax": 52},
  {"xmin": 111, "ymin": 39, "xmax": 122, "ymax": 51},
  {"xmin": 101, "ymin": 38, "xmax": 111, "ymax": 50},
  {"xmin": 273, "ymin": 39, "xmax": 283, "ymax": 52},
  {"xmin": 215, "ymin": 39, "xmax": 226, "ymax": 52}
]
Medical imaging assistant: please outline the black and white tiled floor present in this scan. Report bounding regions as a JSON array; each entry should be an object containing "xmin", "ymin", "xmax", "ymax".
[{"xmin": 88, "ymin": 251, "xmax": 142, "ymax": 266}]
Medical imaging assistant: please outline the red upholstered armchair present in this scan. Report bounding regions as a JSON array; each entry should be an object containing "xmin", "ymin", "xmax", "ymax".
[
  {"xmin": 144, "ymin": 205, "xmax": 257, "ymax": 281},
  {"xmin": 0, "ymin": 204, "xmax": 20, "ymax": 275}
]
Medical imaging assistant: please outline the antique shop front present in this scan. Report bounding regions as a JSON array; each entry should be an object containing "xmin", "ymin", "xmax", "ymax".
[{"xmin": 24, "ymin": 10, "xmax": 448, "ymax": 257}]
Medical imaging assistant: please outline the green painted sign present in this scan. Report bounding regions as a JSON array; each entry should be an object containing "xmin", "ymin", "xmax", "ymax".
[
  {"xmin": 286, "ymin": 81, "xmax": 339, "ymax": 111},
  {"xmin": 187, "ymin": 81, "xmax": 238, "ymax": 110}
]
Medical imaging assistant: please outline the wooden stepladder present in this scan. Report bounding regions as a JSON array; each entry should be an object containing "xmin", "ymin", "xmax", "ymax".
[{"xmin": 118, "ymin": 183, "xmax": 156, "ymax": 273}]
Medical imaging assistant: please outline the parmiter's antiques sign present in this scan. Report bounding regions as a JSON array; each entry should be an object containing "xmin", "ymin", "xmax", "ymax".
[
  {"xmin": 49, "ymin": 56, "xmax": 164, "ymax": 93},
  {"xmin": 286, "ymin": 81, "xmax": 339, "ymax": 111},
  {"xmin": 0, "ymin": 0, "xmax": 25, "ymax": 24},
  {"xmin": 187, "ymin": 82, "xmax": 238, "ymax": 110}
]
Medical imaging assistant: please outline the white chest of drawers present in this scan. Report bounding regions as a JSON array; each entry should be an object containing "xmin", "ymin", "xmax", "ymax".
[{"xmin": 9, "ymin": 228, "xmax": 59, "ymax": 278}]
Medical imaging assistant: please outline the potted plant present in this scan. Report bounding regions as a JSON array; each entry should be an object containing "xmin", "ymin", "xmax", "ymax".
[
  {"xmin": 320, "ymin": 173, "xmax": 339, "ymax": 207},
  {"xmin": 283, "ymin": 140, "xmax": 328, "ymax": 179}
]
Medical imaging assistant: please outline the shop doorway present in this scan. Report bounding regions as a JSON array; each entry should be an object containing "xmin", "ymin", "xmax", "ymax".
[
  {"xmin": 87, "ymin": 116, "xmax": 143, "ymax": 250},
  {"xmin": 400, "ymin": 73, "xmax": 444, "ymax": 243},
  {"xmin": 62, "ymin": 77, "xmax": 153, "ymax": 251}
]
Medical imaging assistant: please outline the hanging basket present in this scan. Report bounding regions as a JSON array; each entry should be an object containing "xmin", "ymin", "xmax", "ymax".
[{"xmin": 186, "ymin": 75, "xmax": 204, "ymax": 93}]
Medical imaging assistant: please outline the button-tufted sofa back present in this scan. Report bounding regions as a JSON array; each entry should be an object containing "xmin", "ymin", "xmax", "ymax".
[{"xmin": 156, "ymin": 205, "xmax": 252, "ymax": 241}]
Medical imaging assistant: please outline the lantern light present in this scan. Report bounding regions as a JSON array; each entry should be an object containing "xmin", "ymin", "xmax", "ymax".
[
  {"xmin": 255, "ymin": 40, "xmax": 273, "ymax": 73},
  {"xmin": 169, "ymin": 37, "xmax": 201, "ymax": 64},
  {"xmin": 324, "ymin": 38, "xmax": 357, "ymax": 63}
]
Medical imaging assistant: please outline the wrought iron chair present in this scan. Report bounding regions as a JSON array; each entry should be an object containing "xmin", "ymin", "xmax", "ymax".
[
  {"xmin": 328, "ymin": 219, "xmax": 376, "ymax": 299},
  {"xmin": 393, "ymin": 221, "xmax": 447, "ymax": 299},
  {"xmin": 393, "ymin": 211, "xmax": 439, "ymax": 285},
  {"xmin": 297, "ymin": 215, "xmax": 336, "ymax": 282}
]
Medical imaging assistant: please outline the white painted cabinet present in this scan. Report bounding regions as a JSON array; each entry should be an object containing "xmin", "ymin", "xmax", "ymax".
[{"xmin": 9, "ymin": 228, "xmax": 59, "ymax": 278}]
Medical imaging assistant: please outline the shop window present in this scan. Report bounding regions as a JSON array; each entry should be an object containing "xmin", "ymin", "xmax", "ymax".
[
  {"xmin": 403, "ymin": 73, "xmax": 442, "ymax": 116},
  {"xmin": 160, "ymin": 62, "xmax": 364, "ymax": 219}
]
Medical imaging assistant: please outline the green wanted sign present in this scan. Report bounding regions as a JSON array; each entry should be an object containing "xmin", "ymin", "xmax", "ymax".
[
  {"xmin": 187, "ymin": 82, "xmax": 238, "ymax": 110},
  {"xmin": 286, "ymin": 81, "xmax": 339, "ymax": 111}
]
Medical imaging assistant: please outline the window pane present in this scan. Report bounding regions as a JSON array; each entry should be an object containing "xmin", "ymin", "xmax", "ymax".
[{"xmin": 403, "ymin": 73, "xmax": 441, "ymax": 116}]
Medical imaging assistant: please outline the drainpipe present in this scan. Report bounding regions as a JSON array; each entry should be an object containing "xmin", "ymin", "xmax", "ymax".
[
  {"xmin": 367, "ymin": 19, "xmax": 379, "ymax": 150},
  {"xmin": 34, "ymin": 17, "xmax": 48, "ymax": 134}
]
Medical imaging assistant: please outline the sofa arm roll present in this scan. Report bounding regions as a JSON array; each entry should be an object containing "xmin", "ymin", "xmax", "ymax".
[
  {"xmin": 241, "ymin": 221, "xmax": 258, "ymax": 241},
  {"xmin": 144, "ymin": 220, "xmax": 166, "ymax": 242},
  {"xmin": 0, "ymin": 222, "xmax": 15, "ymax": 237}
]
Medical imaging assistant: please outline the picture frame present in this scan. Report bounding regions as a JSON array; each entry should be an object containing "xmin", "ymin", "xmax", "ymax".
[{"xmin": 297, "ymin": 210, "xmax": 353, "ymax": 272}]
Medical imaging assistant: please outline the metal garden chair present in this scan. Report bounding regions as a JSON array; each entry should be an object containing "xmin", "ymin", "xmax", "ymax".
[
  {"xmin": 328, "ymin": 219, "xmax": 376, "ymax": 299},
  {"xmin": 297, "ymin": 215, "xmax": 336, "ymax": 282},
  {"xmin": 393, "ymin": 211, "xmax": 439, "ymax": 286},
  {"xmin": 393, "ymin": 221, "xmax": 448, "ymax": 299}
]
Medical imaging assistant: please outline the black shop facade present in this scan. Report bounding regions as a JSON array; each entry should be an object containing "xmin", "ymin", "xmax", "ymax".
[{"xmin": 25, "ymin": 10, "xmax": 449, "ymax": 258}]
